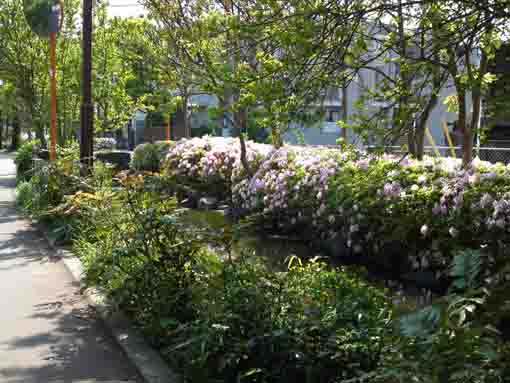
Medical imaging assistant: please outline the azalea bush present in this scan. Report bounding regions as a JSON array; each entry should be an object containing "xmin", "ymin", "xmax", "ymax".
[
  {"xmin": 233, "ymin": 145, "xmax": 359, "ymax": 234},
  {"xmin": 165, "ymin": 137, "xmax": 510, "ymax": 280},
  {"xmin": 324, "ymin": 156, "xmax": 510, "ymax": 278},
  {"xmin": 164, "ymin": 136, "xmax": 272, "ymax": 200}
]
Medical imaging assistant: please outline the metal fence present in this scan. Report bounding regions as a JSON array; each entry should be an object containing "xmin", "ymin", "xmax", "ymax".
[{"xmin": 378, "ymin": 145, "xmax": 510, "ymax": 165}]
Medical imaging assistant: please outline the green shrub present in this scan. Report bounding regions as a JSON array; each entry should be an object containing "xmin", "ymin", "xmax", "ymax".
[
  {"xmin": 56, "ymin": 140, "xmax": 80, "ymax": 176},
  {"xmin": 131, "ymin": 141, "xmax": 174, "ymax": 172},
  {"xmin": 15, "ymin": 141, "xmax": 84, "ymax": 242},
  {"xmin": 14, "ymin": 139, "xmax": 40, "ymax": 182},
  {"xmin": 73, "ymin": 177, "xmax": 202, "ymax": 340},
  {"xmin": 373, "ymin": 249, "xmax": 510, "ymax": 383},
  {"xmin": 163, "ymin": 257, "xmax": 392, "ymax": 383},
  {"xmin": 16, "ymin": 181, "xmax": 35, "ymax": 212},
  {"xmin": 91, "ymin": 161, "xmax": 115, "ymax": 190},
  {"xmin": 17, "ymin": 165, "xmax": 54, "ymax": 215},
  {"xmin": 191, "ymin": 124, "xmax": 214, "ymax": 138}
]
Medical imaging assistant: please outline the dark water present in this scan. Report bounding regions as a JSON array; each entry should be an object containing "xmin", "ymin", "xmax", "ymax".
[
  {"xmin": 177, "ymin": 208, "xmax": 435, "ymax": 308},
  {"xmin": 178, "ymin": 208, "xmax": 314, "ymax": 269}
]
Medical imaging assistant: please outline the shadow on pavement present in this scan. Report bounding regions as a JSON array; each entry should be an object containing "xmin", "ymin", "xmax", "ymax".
[
  {"xmin": 0, "ymin": 190, "xmax": 140, "ymax": 382},
  {"xmin": 1, "ymin": 299, "xmax": 140, "ymax": 382}
]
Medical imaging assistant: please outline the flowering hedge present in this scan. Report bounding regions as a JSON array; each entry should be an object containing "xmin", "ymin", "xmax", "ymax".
[
  {"xmin": 165, "ymin": 137, "xmax": 510, "ymax": 278},
  {"xmin": 233, "ymin": 146, "xmax": 359, "ymax": 231},
  {"xmin": 164, "ymin": 136, "xmax": 272, "ymax": 199}
]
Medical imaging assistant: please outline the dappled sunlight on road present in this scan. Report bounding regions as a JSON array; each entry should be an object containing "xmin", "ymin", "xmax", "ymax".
[{"xmin": 0, "ymin": 154, "xmax": 140, "ymax": 383}]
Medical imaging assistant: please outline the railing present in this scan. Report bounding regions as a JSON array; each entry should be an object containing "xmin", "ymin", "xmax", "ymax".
[{"xmin": 374, "ymin": 145, "xmax": 510, "ymax": 165}]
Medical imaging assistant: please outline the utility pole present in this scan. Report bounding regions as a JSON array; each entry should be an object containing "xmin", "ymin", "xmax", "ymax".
[
  {"xmin": 49, "ymin": 31, "xmax": 57, "ymax": 161},
  {"xmin": 80, "ymin": 0, "xmax": 94, "ymax": 176}
]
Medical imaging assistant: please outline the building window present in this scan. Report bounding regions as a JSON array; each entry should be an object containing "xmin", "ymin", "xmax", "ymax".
[
  {"xmin": 327, "ymin": 109, "xmax": 341, "ymax": 122},
  {"xmin": 321, "ymin": 108, "xmax": 343, "ymax": 134}
]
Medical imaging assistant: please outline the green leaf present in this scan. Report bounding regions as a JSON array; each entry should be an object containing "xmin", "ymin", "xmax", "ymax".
[
  {"xmin": 160, "ymin": 318, "xmax": 179, "ymax": 329},
  {"xmin": 450, "ymin": 249, "xmax": 482, "ymax": 290},
  {"xmin": 399, "ymin": 305, "xmax": 442, "ymax": 337}
]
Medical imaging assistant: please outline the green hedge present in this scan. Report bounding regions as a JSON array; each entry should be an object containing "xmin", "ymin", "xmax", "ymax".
[
  {"xmin": 131, "ymin": 141, "xmax": 174, "ymax": 172},
  {"xmin": 14, "ymin": 139, "xmax": 40, "ymax": 183}
]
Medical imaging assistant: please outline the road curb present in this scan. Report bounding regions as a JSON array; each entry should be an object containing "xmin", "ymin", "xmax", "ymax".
[{"xmin": 36, "ymin": 224, "xmax": 181, "ymax": 383}]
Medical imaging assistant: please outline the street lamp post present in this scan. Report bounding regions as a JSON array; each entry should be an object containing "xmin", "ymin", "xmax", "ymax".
[
  {"xmin": 80, "ymin": 0, "xmax": 94, "ymax": 176},
  {"xmin": 22, "ymin": 0, "xmax": 62, "ymax": 160}
]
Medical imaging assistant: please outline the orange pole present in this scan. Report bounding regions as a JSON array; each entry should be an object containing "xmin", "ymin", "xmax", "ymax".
[
  {"xmin": 49, "ymin": 32, "xmax": 58, "ymax": 162},
  {"xmin": 166, "ymin": 117, "xmax": 171, "ymax": 141}
]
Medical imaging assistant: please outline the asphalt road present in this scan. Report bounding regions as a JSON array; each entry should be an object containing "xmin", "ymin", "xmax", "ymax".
[{"xmin": 0, "ymin": 153, "xmax": 140, "ymax": 383}]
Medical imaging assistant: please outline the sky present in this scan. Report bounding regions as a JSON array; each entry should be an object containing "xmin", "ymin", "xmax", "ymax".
[{"xmin": 107, "ymin": 1, "xmax": 147, "ymax": 18}]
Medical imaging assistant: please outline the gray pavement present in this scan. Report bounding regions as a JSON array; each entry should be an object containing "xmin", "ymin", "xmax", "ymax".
[{"xmin": 0, "ymin": 153, "xmax": 140, "ymax": 383}]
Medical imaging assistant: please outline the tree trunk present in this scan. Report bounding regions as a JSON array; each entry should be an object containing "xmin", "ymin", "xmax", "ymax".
[
  {"xmin": 415, "ymin": 22, "xmax": 442, "ymax": 160},
  {"xmin": 415, "ymin": 124, "xmax": 425, "ymax": 159},
  {"xmin": 396, "ymin": 0, "xmax": 414, "ymax": 155},
  {"xmin": 416, "ymin": 69, "xmax": 442, "ymax": 160},
  {"xmin": 341, "ymin": 84, "xmax": 348, "ymax": 141},
  {"xmin": 457, "ymin": 87, "xmax": 471, "ymax": 165},
  {"xmin": 217, "ymin": 98, "xmax": 225, "ymax": 136},
  {"xmin": 183, "ymin": 95, "xmax": 191, "ymax": 138},
  {"xmin": 415, "ymin": 97, "xmax": 438, "ymax": 160},
  {"xmin": 447, "ymin": 45, "xmax": 472, "ymax": 166},
  {"xmin": 11, "ymin": 116, "xmax": 20, "ymax": 150},
  {"xmin": 145, "ymin": 112, "xmax": 153, "ymax": 142},
  {"xmin": 0, "ymin": 115, "xmax": 4, "ymax": 150},
  {"xmin": 128, "ymin": 119, "xmax": 135, "ymax": 150},
  {"xmin": 224, "ymin": 0, "xmax": 252, "ymax": 177},
  {"xmin": 35, "ymin": 124, "xmax": 47, "ymax": 148},
  {"xmin": 470, "ymin": 50, "xmax": 488, "ymax": 161},
  {"xmin": 271, "ymin": 125, "xmax": 283, "ymax": 148},
  {"xmin": 234, "ymin": 108, "xmax": 253, "ymax": 178},
  {"xmin": 407, "ymin": 130, "xmax": 416, "ymax": 156}
]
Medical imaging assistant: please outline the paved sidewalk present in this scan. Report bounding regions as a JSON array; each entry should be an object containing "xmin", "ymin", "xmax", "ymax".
[{"xmin": 0, "ymin": 153, "xmax": 140, "ymax": 383}]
